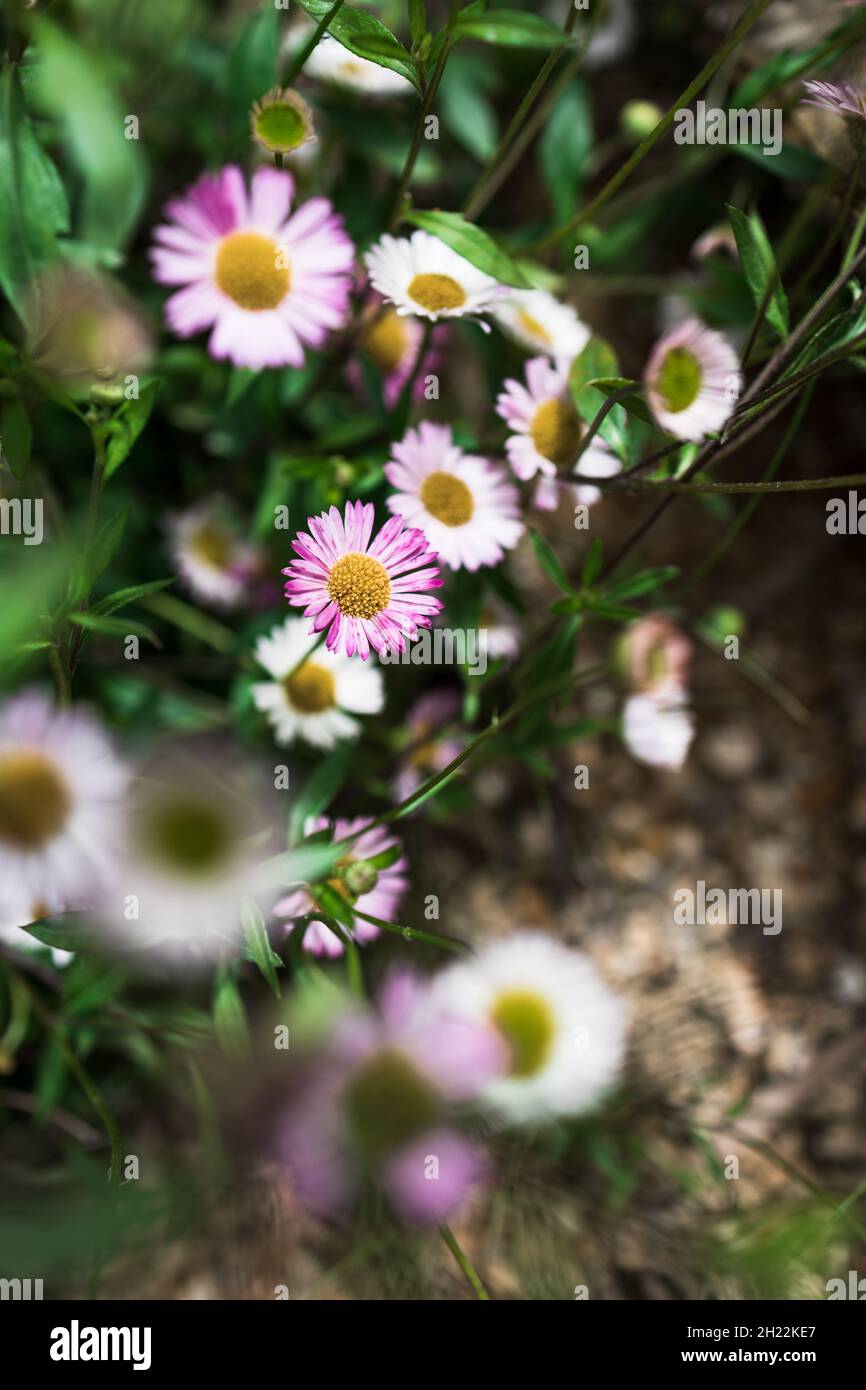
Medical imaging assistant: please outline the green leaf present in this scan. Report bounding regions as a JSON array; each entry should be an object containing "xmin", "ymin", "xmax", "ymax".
[
  {"xmin": 585, "ymin": 376, "xmax": 656, "ymax": 427},
  {"xmin": 315, "ymin": 883, "xmax": 356, "ymax": 930},
  {"xmin": 20, "ymin": 914, "xmax": 105, "ymax": 952},
  {"xmin": 213, "ymin": 967, "xmax": 250, "ymax": 1057},
  {"xmin": 33, "ymin": 20, "xmax": 147, "ymax": 250},
  {"xmin": 294, "ymin": 0, "xmax": 420, "ymax": 92},
  {"xmin": 72, "ymin": 509, "xmax": 127, "ymax": 599},
  {"xmin": 540, "ymin": 78, "xmax": 592, "ymax": 225},
  {"xmin": 90, "ymin": 578, "xmax": 173, "ymax": 619},
  {"xmin": 581, "ymin": 538, "xmax": 604, "ymax": 587},
  {"xmin": 530, "ymin": 530, "xmax": 574, "ymax": 595},
  {"xmin": 242, "ymin": 895, "xmax": 281, "ymax": 998},
  {"xmin": 404, "ymin": 208, "xmax": 531, "ymax": 288},
  {"xmin": 731, "ymin": 140, "xmax": 827, "ymax": 183},
  {"xmin": 604, "ymin": 566, "xmax": 680, "ymax": 601},
  {"xmin": 569, "ymin": 338, "xmax": 631, "ymax": 460},
  {"xmin": 439, "ymin": 51, "xmax": 499, "ymax": 163},
  {"xmin": 0, "ymin": 396, "xmax": 33, "ymax": 480},
  {"xmin": 289, "ymin": 746, "xmax": 353, "ymax": 846},
  {"xmin": 69, "ymin": 611, "xmax": 161, "ymax": 645},
  {"xmin": 409, "ymin": 0, "xmax": 427, "ymax": 46},
  {"xmin": 455, "ymin": 11, "xmax": 574, "ymax": 48},
  {"xmin": 103, "ymin": 381, "xmax": 160, "ymax": 479},
  {"xmin": 0, "ymin": 66, "xmax": 70, "ymax": 318},
  {"xmin": 226, "ymin": 5, "xmax": 280, "ymax": 119},
  {"xmin": 727, "ymin": 204, "xmax": 789, "ymax": 339}
]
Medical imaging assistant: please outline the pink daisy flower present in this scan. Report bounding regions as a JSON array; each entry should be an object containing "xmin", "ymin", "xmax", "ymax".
[
  {"xmin": 273, "ymin": 967, "xmax": 504, "ymax": 1221},
  {"xmin": 149, "ymin": 164, "xmax": 355, "ymax": 370},
  {"xmin": 644, "ymin": 317, "xmax": 741, "ymax": 441},
  {"xmin": 273, "ymin": 816, "xmax": 408, "ymax": 958},
  {"xmin": 283, "ymin": 500, "xmax": 443, "ymax": 659},
  {"xmin": 801, "ymin": 79, "xmax": 866, "ymax": 121},
  {"xmin": 385, "ymin": 421, "xmax": 524, "ymax": 571},
  {"xmin": 496, "ymin": 356, "xmax": 621, "ymax": 508},
  {"xmin": 392, "ymin": 689, "xmax": 466, "ymax": 804}
]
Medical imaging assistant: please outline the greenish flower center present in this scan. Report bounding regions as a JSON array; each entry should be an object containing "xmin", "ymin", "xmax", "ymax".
[
  {"xmin": 343, "ymin": 1048, "xmax": 439, "ymax": 1154},
  {"xmin": 254, "ymin": 101, "xmax": 307, "ymax": 152},
  {"xmin": 141, "ymin": 794, "xmax": 234, "ymax": 876},
  {"xmin": 490, "ymin": 989, "xmax": 555, "ymax": 1078},
  {"xmin": 656, "ymin": 346, "xmax": 702, "ymax": 414}
]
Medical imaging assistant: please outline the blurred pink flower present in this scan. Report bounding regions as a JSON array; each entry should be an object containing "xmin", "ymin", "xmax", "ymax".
[{"xmin": 392, "ymin": 689, "xmax": 465, "ymax": 804}]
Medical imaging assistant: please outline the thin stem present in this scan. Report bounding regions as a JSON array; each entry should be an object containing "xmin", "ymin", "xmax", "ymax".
[
  {"xmin": 284, "ymin": 0, "xmax": 347, "ymax": 85},
  {"xmin": 534, "ymin": 0, "xmax": 775, "ymax": 252},
  {"xmin": 588, "ymin": 470, "xmax": 863, "ymax": 495},
  {"xmin": 350, "ymin": 905, "xmax": 469, "ymax": 955},
  {"xmin": 387, "ymin": 0, "xmax": 460, "ymax": 232},
  {"xmin": 440, "ymin": 1224, "xmax": 490, "ymax": 1299}
]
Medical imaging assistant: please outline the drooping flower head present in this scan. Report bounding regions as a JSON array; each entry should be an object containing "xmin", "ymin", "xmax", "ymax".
[
  {"xmin": 274, "ymin": 967, "xmax": 505, "ymax": 1220},
  {"xmin": 283, "ymin": 500, "xmax": 443, "ymax": 660},
  {"xmin": 432, "ymin": 933, "xmax": 627, "ymax": 1125},
  {"xmin": 619, "ymin": 613, "xmax": 695, "ymax": 771},
  {"xmin": 364, "ymin": 230, "xmax": 506, "ymax": 328},
  {"xmin": 0, "ymin": 692, "xmax": 129, "ymax": 921},
  {"xmin": 150, "ymin": 165, "xmax": 354, "ymax": 369},
  {"xmin": 620, "ymin": 612, "xmax": 693, "ymax": 697},
  {"xmin": 386, "ymin": 421, "xmax": 524, "ymax": 571},
  {"xmin": 273, "ymin": 816, "xmax": 408, "ymax": 958},
  {"xmin": 491, "ymin": 287, "xmax": 590, "ymax": 360},
  {"xmin": 251, "ymin": 616, "xmax": 384, "ymax": 749},
  {"xmin": 168, "ymin": 497, "xmax": 259, "ymax": 609},
  {"xmin": 644, "ymin": 317, "xmax": 740, "ymax": 441},
  {"xmin": 26, "ymin": 266, "xmax": 153, "ymax": 390},
  {"xmin": 496, "ymin": 356, "xmax": 621, "ymax": 509},
  {"xmin": 348, "ymin": 295, "xmax": 444, "ymax": 408}
]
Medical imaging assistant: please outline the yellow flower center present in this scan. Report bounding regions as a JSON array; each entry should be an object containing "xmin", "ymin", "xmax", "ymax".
[
  {"xmin": 517, "ymin": 309, "xmax": 553, "ymax": 346},
  {"xmin": 215, "ymin": 230, "xmax": 290, "ymax": 311},
  {"xmin": 190, "ymin": 521, "xmax": 234, "ymax": 570},
  {"xmin": 529, "ymin": 398, "xmax": 583, "ymax": 468},
  {"xmin": 408, "ymin": 273, "xmax": 466, "ymax": 313},
  {"xmin": 283, "ymin": 660, "xmax": 336, "ymax": 714},
  {"xmin": 490, "ymin": 988, "xmax": 555, "ymax": 1078},
  {"xmin": 360, "ymin": 308, "xmax": 409, "ymax": 372},
  {"xmin": 327, "ymin": 552, "xmax": 391, "ymax": 619},
  {"xmin": 419, "ymin": 470, "xmax": 474, "ymax": 527},
  {"xmin": 343, "ymin": 1047, "xmax": 439, "ymax": 1154},
  {"xmin": 0, "ymin": 749, "xmax": 72, "ymax": 850}
]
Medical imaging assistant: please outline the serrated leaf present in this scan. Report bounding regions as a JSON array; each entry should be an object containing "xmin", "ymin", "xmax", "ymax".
[
  {"xmin": 404, "ymin": 208, "xmax": 531, "ymax": 288},
  {"xmin": 103, "ymin": 381, "xmax": 160, "ymax": 479},
  {"xmin": 295, "ymin": 0, "xmax": 419, "ymax": 92},
  {"xmin": 727, "ymin": 204, "xmax": 789, "ymax": 339}
]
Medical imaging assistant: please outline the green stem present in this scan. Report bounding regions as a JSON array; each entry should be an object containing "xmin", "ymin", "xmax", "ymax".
[
  {"xmin": 534, "ymin": 0, "xmax": 775, "ymax": 252},
  {"xmin": 284, "ymin": 0, "xmax": 347, "ymax": 85},
  {"xmin": 350, "ymin": 905, "xmax": 469, "ymax": 955},
  {"xmin": 592, "ymin": 470, "xmax": 866, "ymax": 494},
  {"xmin": 440, "ymin": 1224, "xmax": 490, "ymax": 1299},
  {"xmin": 387, "ymin": 0, "xmax": 460, "ymax": 232}
]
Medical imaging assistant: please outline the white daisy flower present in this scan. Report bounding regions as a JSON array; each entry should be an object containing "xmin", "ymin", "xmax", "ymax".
[
  {"xmin": 168, "ymin": 497, "xmax": 258, "ymax": 610},
  {"xmin": 0, "ymin": 691, "xmax": 129, "ymax": 922},
  {"xmin": 364, "ymin": 230, "xmax": 506, "ymax": 328},
  {"xmin": 386, "ymin": 421, "xmax": 524, "ymax": 571},
  {"xmin": 491, "ymin": 288, "xmax": 590, "ymax": 360},
  {"xmin": 644, "ymin": 317, "xmax": 741, "ymax": 441},
  {"xmin": 251, "ymin": 616, "xmax": 384, "ymax": 749},
  {"xmin": 431, "ymin": 932, "xmax": 627, "ymax": 1125},
  {"xmin": 622, "ymin": 690, "xmax": 694, "ymax": 771},
  {"xmin": 302, "ymin": 32, "xmax": 414, "ymax": 97}
]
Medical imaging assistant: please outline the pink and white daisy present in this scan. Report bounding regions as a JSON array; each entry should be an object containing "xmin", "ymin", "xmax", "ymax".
[
  {"xmin": 149, "ymin": 164, "xmax": 355, "ymax": 370},
  {"xmin": 273, "ymin": 817, "xmax": 408, "ymax": 958},
  {"xmin": 274, "ymin": 967, "xmax": 505, "ymax": 1220},
  {"xmin": 801, "ymin": 79, "xmax": 866, "ymax": 122},
  {"xmin": 392, "ymin": 689, "xmax": 465, "ymax": 804},
  {"xmin": 491, "ymin": 287, "xmax": 590, "ymax": 360},
  {"xmin": 622, "ymin": 690, "xmax": 694, "ymax": 771},
  {"xmin": 363, "ymin": 230, "xmax": 506, "ymax": 328},
  {"xmin": 644, "ymin": 317, "xmax": 741, "ymax": 441},
  {"xmin": 347, "ymin": 295, "xmax": 444, "ymax": 408},
  {"xmin": 283, "ymin": 500, "xmax": 443, "ymax": 660},
  {"xmin": 496, "ymin": 356, "xmax": 622, "ymax": 507},
  {"xmin": 385, "ymin": 421, "xmax": 524, "ymax": 571},
  {"xmin": 0, "ymin": 692, "xmax": 129, "ymax": 921},
  {"xmin": 168, "ymin": 497, "xmax": 259, "ymax": 609}
]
